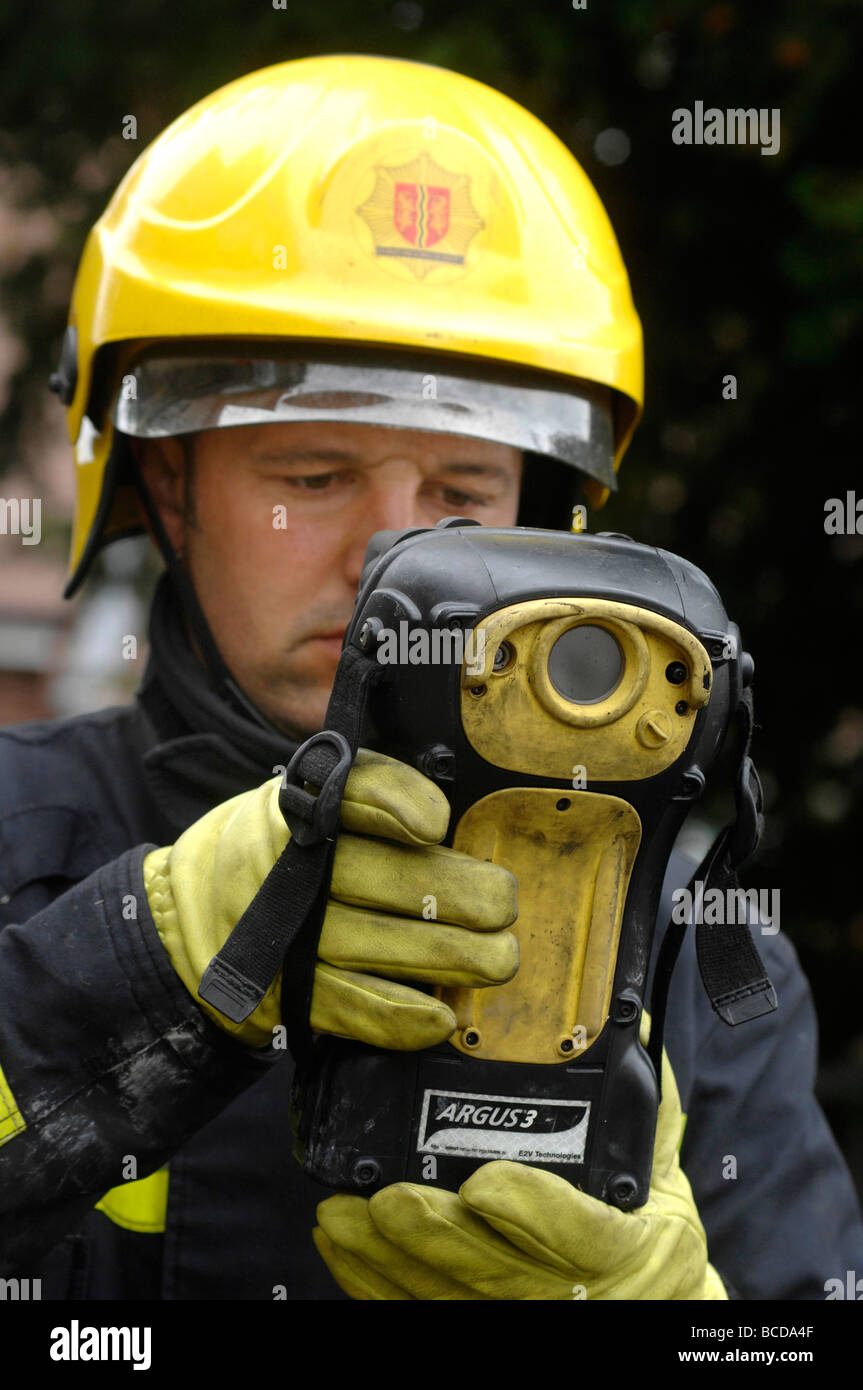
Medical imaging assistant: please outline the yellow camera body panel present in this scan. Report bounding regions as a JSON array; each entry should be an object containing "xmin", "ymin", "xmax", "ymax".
[
  {"xmin": 444, "ymin": 788, "xmax": 641, "ymax": 1064},
  {"xmin": 461, "ymin": 597, "xmax": 712, "ymax": 781}
]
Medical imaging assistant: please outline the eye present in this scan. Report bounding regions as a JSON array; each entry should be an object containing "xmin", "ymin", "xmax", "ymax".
[
  {"xmin": 437, "ymin": 485, "xmax": 489, "ymax": 508},
  {"xmin": 281, "ymin": 472, "xmax": 347, "ymax": 491},
  {"xmin": 294, "ymin": 475, "xmax": 334, "ymax": 490}
]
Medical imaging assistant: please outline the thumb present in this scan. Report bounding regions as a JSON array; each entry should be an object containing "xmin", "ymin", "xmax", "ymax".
[{"xmin": 459, "ymin": 1161, "xmax": 651, "ymax": 1277}]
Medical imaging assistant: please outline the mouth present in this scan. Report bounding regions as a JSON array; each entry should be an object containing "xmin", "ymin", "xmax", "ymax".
[{"xmin": 308, "ymin": 629, "xmax": 347, "ymax": 650}]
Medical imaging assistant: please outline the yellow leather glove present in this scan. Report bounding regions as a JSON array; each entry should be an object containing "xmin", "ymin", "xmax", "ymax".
[
  {"xmin": 313, "ymin": 1027, "xmax": 727, "ymax": 1300},
  {"xmin": 143, "ymin": 749, "xmax": 518, "ymax": 1047}
]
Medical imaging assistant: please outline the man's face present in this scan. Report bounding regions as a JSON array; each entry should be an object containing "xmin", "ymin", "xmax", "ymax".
[{"xmin": 137, "ymin": 420, "xmax": 522, "ymax": 737}]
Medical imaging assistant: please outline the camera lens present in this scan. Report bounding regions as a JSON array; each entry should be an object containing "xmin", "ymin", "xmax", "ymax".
[{"xmin": 548, "ymin": 625, "xmax": 623, "ymax": 704}]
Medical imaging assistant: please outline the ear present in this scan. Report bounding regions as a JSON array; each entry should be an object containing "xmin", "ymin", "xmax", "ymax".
[{"xmin": 131, "ymin": 436, "xmax": 188, "ymax": 556}]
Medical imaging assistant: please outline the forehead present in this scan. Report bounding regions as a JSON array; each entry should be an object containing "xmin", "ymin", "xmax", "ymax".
[{"xmin": 195, "ymin": 419, "xmax": 523, "ymax": 471}]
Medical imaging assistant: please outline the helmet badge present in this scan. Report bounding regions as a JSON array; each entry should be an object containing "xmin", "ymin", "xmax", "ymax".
[{"xmin": 356, "ymin": 151, "xmax": 485, "ymax": 280}]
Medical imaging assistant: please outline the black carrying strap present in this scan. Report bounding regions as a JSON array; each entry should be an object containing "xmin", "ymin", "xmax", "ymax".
[
  {"xmin": 647, "ymin": 688, "xmax": 778, "ymax": 1085},
  {"xmin": 198, "ymin": 643, "xmax": 383, "ymax": 1061}
]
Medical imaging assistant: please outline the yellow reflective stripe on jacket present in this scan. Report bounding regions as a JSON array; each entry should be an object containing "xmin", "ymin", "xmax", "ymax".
[
  {"xmin": 0, "ymin": 1059, "xmax": 26, "ymax": 1147},
  {"xmin": 95, "ymin": 1166, "xmax": 169, "ymax": 1234}
]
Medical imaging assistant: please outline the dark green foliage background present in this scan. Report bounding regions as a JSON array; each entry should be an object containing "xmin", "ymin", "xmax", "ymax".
[{"xmin": 1, "ymin": 0, "xmax": 861, "ymax": 1183}]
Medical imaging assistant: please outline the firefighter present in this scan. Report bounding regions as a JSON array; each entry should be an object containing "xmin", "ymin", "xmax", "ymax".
[{"xmin": 0, "ymin": 54, "xmax": 860, "ymax": 1300}]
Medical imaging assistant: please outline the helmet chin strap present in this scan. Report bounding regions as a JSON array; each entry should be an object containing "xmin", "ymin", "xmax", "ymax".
[{"xmin": 126, "ymin": 444, "xmax": 290, "ymax": 741}]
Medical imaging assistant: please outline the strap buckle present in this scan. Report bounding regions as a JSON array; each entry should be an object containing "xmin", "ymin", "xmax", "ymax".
[{"xmin": 278, "ymin": 731, "xmax": 353, "ymax": 846}]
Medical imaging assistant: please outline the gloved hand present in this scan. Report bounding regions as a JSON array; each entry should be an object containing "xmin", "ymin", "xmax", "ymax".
[
  {"xmin": 312, "ymin": 1025, "xmax": 727, "ymax": 1300},
  {"xmin": 143, "ymin": 749, "xmax": 518, "ymax": 1047}
]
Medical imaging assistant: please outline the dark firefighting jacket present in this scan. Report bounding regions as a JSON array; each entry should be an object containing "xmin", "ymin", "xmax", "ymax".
[{"xmin": 0, "ymin": 576, "xmax": 861, "ymax": 1300}]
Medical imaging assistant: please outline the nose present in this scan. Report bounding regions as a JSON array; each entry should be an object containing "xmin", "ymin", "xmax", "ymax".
[{"xmin": 342, "ymin": 467, "xmax": 428, "ymax": 588}]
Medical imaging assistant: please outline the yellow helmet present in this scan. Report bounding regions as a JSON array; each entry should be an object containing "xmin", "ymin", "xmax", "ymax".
[{"xmin": 55, "ymin": 53, "xmax": 643, "ymax": 595}]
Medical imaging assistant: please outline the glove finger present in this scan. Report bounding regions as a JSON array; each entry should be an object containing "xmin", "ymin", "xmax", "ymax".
[
  {"xmin": 636, "ymin": 1009, "xmax": 687, "ymax": 1189},
  {"xmin": 650, "ymin": 1047, "xmax": 688, "ymax": 1188},
  {"xmin": 310, "ymin": 963, "xmax": 457, "ymax": 1049},
  {"xmin": 339, "ymin": 750, "xmax": 450, "ymax": 846},
  {"xmin": 367, "ymin": 1182, "xmax": 574, "ymax": 1299},
  {"xmin": 702, "ymin": 1265, "xmax": 731, "ymax": 1301},
  {"xmin": 312, "ymin": 1226, "xmax": 415, "ymax": 1301},
  {"xmin": 459, "ymin": 1161, "xmax": 651, "ymax": 1277},
  {"xmin": 316, "ymin": 1194, "xmax": 485, "ymax": 1301},
  {"xmin": 319, "ymin": 902, "xmax": 518, "ymax": 988},
  {"xmin": 331, "ymin": 836, "xmax": 518, "ymax": 931}
]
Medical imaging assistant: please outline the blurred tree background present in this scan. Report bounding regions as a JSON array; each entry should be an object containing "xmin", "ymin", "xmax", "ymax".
[{"xmin": 1, "ymin": 0, "xmax": 861, "ymax": 1186}]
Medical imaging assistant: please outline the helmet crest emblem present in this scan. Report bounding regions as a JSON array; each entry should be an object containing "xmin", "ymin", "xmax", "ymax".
[{"xmin": 356, "ymin": 151, "xmax": 485, "ymax": 279}]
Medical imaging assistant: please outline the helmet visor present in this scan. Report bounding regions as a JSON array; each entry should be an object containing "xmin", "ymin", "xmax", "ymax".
[{"xmin": 112, "ymin": 346, "xmax": 617, "ymax": 491}]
